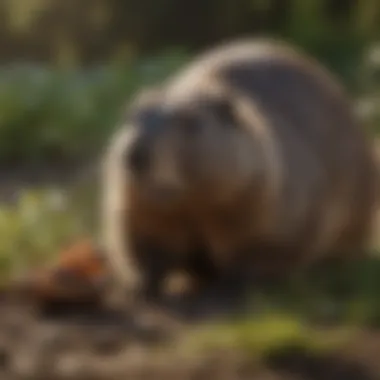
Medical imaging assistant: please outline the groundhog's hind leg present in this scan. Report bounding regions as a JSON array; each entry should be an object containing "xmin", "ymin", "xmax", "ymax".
[{"xmin": 184, "ymin": 245, "xmax": 218, "ymax": 290}]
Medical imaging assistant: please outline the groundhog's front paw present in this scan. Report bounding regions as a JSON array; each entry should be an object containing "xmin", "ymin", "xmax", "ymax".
[{"xmin": 162, "ymin": 271, "xmax": 201, "ymax": 298}]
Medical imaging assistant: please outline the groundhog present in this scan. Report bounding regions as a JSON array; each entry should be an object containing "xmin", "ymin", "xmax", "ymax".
[{"xmin": 100, "ymin": 38, "xmax": 380, "ymax": 304}]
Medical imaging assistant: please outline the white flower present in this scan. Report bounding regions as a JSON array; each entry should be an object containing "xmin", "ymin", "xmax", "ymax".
[{"xmin": 46, "ymin": 188, "xmax": 68, "ymax": 212}]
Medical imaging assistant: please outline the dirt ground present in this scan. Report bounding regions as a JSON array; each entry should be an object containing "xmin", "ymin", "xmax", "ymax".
[{"xmin": 0, "ymin": 287, "xmax": 377, "ymax": 380}]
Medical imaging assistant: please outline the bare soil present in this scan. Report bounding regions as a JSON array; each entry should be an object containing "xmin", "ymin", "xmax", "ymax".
[{"xmin": 0, "ymin": 286, "xmax": 377, "ymax": 380}]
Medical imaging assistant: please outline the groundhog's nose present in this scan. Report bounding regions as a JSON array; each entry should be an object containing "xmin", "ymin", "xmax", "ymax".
[{"xmin": 127, "ymin": 140, "xmax": 150, "ymax": 175}]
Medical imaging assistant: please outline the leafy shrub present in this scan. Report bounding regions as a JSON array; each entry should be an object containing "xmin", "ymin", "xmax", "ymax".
[
  {"xmin": 0, "ymin": 49, "xmax": 190, "ymax": 165},
  {"xmin": 0, "ymin": 187, "xmax": 90, "ymax": 283}
]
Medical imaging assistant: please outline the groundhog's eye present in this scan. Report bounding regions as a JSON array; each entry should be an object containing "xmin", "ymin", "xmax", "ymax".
[
  {"xmin": 209, "ymin": 97, "xmax": 236, "ymax": 127},
  {"xmin": 177, "ymin": 111, "xmax": 202, "ymax": 136},
  {"xmin": 130, "ymin": 107, "xmax": 164, "ymax": 132}
]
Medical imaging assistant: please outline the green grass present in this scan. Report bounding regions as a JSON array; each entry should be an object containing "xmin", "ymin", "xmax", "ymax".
[{"xmin": 179, "ymin": 313, "xmax": 356, "ymax": 360}]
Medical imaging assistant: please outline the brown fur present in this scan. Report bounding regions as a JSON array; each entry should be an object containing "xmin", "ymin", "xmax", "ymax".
[{"xmin": 100, "ymin": 38, "xmax": 380, "ymax": 302}]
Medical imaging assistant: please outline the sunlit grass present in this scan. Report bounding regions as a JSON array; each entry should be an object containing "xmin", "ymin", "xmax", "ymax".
[{"xmin": 177, "ymin": 312, "xmax": 357, "ymax": 361}]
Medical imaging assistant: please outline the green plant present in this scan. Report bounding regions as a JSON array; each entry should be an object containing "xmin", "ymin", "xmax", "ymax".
[
  {"xmin": 0, "ymin": 188, "xmax": 89, "ymax": 283},
  {"xmin": 0, "ymin": 50, "xmax": 190, "ymax": 165}
]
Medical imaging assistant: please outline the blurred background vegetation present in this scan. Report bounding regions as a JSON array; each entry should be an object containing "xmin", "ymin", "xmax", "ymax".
[
  {"xmin": 0, "ymin": 0, "xmax": 379, "ymax": 166},
  {"xmin": 0, "ymin": 0, "xmax": 379, "ymax": 306}
]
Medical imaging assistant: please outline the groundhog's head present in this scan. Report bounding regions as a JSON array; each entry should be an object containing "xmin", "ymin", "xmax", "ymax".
[{"xmin": 123, "ymin": 85, "xmax": 263, "ymax": 206}]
